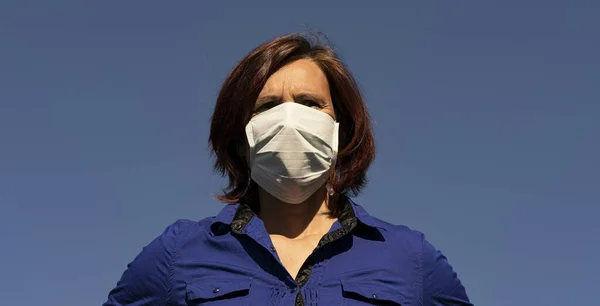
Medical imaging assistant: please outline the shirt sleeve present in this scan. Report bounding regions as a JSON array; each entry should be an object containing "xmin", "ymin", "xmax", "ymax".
[
  {"xmin": 422, "ymin": 235, "xmax": 473, "ymax": 306},
  {"xmin": 103, "ymin": 220, "xmax": 186, "ymax": 306}
]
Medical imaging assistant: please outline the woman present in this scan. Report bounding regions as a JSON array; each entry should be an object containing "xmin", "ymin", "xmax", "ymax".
[{"xmin": 104, "ymin": 34, "xmax": 472, "ymax": 306}]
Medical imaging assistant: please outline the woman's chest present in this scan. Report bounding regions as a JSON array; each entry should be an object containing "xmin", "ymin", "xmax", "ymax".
[
  {"xmin": 270, "ymin": 234, "xmax": 322, "ymax": 280},
  {"xmin": 170, "ymin": 243, "xmax": 420, "ymax": 306}
]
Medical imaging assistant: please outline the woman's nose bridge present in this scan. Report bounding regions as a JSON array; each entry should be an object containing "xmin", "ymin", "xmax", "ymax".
[
  {"xmin": 280, "ymin": 89, "xmax": 294, "ymax": 102},
  {"xmin": 278, "ymin": 81, "xmax": 298, "ymax": 102}
]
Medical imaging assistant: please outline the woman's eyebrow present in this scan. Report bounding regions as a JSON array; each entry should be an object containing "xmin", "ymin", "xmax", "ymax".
[
  {"xmin": 255, "ymin": 95, "xmax": 281, "ymax": 106},
  {"xmin": 293, "ymin": 93, "xmax": 327, "ymax": 105}
]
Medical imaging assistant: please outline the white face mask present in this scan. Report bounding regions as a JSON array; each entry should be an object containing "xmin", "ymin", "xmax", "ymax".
[{"xmin": 245, "ymin": 102, "xmax": 339, "ymax": 204}]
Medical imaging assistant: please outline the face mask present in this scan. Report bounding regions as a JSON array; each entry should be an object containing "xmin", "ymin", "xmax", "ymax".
[{"xmin": 245, "ymin": 102, "xmax": 339, "ymax": 204}]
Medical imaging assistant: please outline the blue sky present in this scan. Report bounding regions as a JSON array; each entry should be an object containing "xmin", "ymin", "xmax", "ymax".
[{"xmin": 1, "ymin": 1, "xmax": 598, "ymax": 305}]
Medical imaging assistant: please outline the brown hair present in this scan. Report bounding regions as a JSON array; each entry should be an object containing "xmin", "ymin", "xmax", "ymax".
[{"xmin": 209, "ymin": 33, "xmax": 375, "ymax": 216}]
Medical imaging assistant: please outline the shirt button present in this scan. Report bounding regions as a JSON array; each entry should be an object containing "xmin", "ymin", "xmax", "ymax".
[
  {"xmin": 291, "ymin": 287, "xmax": 297, "ymax": 293},
  {"xmin": 213, "ymin": 288, "xmax": 220, "ymax": 293},
  {"xmin": 270, "ymin": 246, "xmax": 276, "ymax": 252},
  {"xmin": 372, "ymin": 293, "xmax": 377, "ymax": 299}
]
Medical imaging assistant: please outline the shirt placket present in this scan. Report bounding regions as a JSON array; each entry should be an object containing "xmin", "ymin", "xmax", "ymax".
[{"xmin": 231, "ymin": 203, "xmax": 358, "ymax": 306}]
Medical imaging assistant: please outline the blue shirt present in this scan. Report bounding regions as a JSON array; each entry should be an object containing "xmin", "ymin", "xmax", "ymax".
[{"xmin": 104, "ymin": 199, "xmax": 471, "ymax": 305}]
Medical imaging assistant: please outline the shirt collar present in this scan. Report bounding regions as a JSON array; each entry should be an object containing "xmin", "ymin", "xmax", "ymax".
[
  {"xmin": 211, "ymin": 197, "xmax": 385, "ymax": 235},
  {"xmin": 346, "ymin": 198, "xmax": 386, "ymax": 231}
]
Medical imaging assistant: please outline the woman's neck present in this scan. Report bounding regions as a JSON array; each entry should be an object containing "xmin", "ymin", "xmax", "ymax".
[{"xmin": 257, "ymin": 186, "xmax": 336, "ymax": 239}]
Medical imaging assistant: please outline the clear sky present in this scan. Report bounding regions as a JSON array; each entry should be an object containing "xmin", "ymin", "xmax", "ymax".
[{"xmin": 1, "ymin": 1, "xmax": 598, "ymax": 305}]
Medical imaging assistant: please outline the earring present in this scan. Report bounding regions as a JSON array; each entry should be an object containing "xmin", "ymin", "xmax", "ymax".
[{"xmin": 326, "ymin": 183, "xmax": 335, "ymax": 196}]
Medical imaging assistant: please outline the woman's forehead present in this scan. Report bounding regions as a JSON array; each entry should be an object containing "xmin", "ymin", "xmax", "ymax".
[{"xmin": 260, "ymin": 59, "xmax": 330, "ymax": 96}]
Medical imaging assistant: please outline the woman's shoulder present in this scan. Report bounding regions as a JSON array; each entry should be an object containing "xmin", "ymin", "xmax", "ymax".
[
  {"xmin": 156, "ymin": 216, "xmax": 218, "ymax": 244},
  {"xmin": 351, "ymin": 202, "xmax": 427, "ymax": 247},
  {"xmin": 366, "ymin": 216, "xmax": 428, "ymax": 255},
  {"xmin": 355, "ymin": 207, "xmax": 470, "ymax": 303},
  {"xmin": 102, "ymin": 216, "xmax": 220, "ymax": 305},
  {"xmin": 352, "ymin": 203, "xmax": 450, "ymax": 262}
]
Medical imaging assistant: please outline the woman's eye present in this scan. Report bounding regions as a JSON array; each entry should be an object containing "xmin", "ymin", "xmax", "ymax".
[
  {"xmin": 253, "ymin": 101, "xmax": 278, "ymax": 113},
  {"xmin": 301, "ymin": 100, "xmax": 321, "ymax": 108}
]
